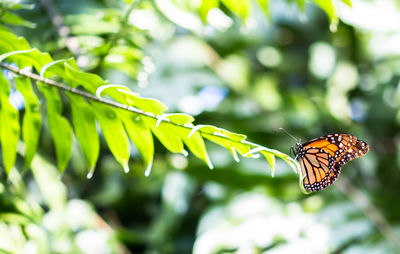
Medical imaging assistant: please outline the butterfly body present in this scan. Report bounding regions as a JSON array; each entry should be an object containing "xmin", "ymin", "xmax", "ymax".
[{"xmin": 295, "ymin": 134, "xmax": 369, "ymax": 192}]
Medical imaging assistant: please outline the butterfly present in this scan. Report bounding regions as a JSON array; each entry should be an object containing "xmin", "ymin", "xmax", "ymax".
[{"xmin": 294, "ymin": 134, "xmax": 369, "ymax": 192}]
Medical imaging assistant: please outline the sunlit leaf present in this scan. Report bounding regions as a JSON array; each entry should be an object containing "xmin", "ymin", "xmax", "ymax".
[
  {"xmin": 40, "ymin": 58, "xmax": 78, "ymax": 79},
  {"xmin": 220, "ymin": 0, "xmax": 250, "ymax": 19},
  {"xmin": 93, "ymin": 103, "xmax": 130, "ymax": 172},
  {"xmin": 121, "ymin": 111, "xmax": 154, "ymax": 176},
  {"xmin": 255, "ymin": 0, "xmax": 270, "ymax": 18},
  {"xmin": 118, "ymin": 89, "xmax": 168, "ymax": 115},
  {"xmin": 179, "ymin": 127, "xmax": 212, "ymax": 169},
  {"xmin": 145, "ymin": 117, "xmax": 185, "ymax": 155},
  {"xmin": 162, "ymin": 114, "xmax": 212, "ymax": 168},
  {"xmin": 155, "ymin": 0, "xmax": 203, "ymax": 33},
  {"xmin": 1, "ymin": 12, "xmax": 36, "ymax": 28},
  {"xmin": 0, "ymin": 48, "xmax": 53, "ymax": 72},
  {"xmin": 161, "ymin": 113, "xmax": 195, "ymax": 125},
  {"xmin": 189, "ymin": 125, "xmax": 246, "ymax": 142},
  {"xmin": 341, "ymin": 0, "xmax": 352, "ymax": 7},
  {"xmin": 0, "ymin": 30, "xmax": 30, "ymax": 54},
  {"xmin": 68, "ymin": 94, "xmax": 99, "ymax": 177},
  {"xmin": 312, "ymin": 0, "xmax": 338, "ymax": 31},
  {"xmin": 0, "ymin": 72, "xmax": 20, "ymax": 174},
  {"xmin": 64, "ymin": 63, "xmax": 106, "ymax": 93},
  {"xmin": 37, "ymin": 84, "xmax": 72, "ymax": 172},
  {"xmin": 296, "ymin": 0, "xmax": 306, "ymax": 11},
  {"xmin": 260, "ymin": 150, "xmax": 275, "ymax": 176},
  {"xmin": 199, "ymin": 0, "xmax": 218, "ymax": 22},
  {"xmin": 189, "ymin": 125, "xmax": 247, "ymax": 161},
  {"xmin": 8, "ymin": 3, "xmax": 35, "ymax": 10},
  {"xmin": 14, "ymin": 77, "xmax": 41, "ymax": 169},
  {"xmin": 65, "ymin": 14, "xmax": 120, "ymax": 35},
  {"xmin": 96, "ymin": 84, "xmax": 133, "ymax": 105},
  {"xmin": 30, "ymin": 154, "xmax": 67, "ymax": 210}
]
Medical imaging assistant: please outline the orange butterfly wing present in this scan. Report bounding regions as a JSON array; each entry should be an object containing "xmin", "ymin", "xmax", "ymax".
[{"xmin": 296, "ymin": 134, "xmax": 369, "ymax": 192}]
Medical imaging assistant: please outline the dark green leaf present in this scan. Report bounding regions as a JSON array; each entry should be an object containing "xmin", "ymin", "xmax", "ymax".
[
  {"xmin": 64, "ymin": 63, "xmax": 106, "ymax": 93},
  {"xmin": 93, "ymin": 103, "xmax": 130, "ymax": 172},
  {"xmin": 121, "ymin": 111, "xmax": 154, "ymax": 176},
  {"xmin": 68, "ymin": 94, "xmax": 99, "ymax": 177},
  {"xmin": 1, "ymin": 12, "xmax": 36, "ymax": 28},
  {"xmin": 0, "ymin": 72, "xmax": 20, "ymax": 174},
  {"xmin": 37, "ymin": 84, "xmax": 72, "ymax": 172},
  {"xmin": 14, "ymin": 77, "xmax": 41, "ymax": 169},
  {"xmin": 145, "ymin": 117, "xmax": 185, "ymax": 155}
]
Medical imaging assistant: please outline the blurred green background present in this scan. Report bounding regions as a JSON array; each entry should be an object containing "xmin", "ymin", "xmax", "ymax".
[{"xmin": 1, "ymin": 0, "xmax": 400, "ymax": 253}]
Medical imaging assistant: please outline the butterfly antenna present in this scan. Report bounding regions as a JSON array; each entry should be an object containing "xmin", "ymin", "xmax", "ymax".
[{"xmin": 278, "ymin": 128, "xmax": 299, "ymax": 143}]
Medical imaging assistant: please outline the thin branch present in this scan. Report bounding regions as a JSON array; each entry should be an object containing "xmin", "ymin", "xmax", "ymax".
[{"xmin": 0, "ymin": 62, "xmax": 273, "ymax": 153}]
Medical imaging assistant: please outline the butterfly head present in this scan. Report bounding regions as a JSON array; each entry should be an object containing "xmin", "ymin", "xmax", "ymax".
[{"xmin": 294, "ymin": 142, "xmax": 303, "ymax": 159}]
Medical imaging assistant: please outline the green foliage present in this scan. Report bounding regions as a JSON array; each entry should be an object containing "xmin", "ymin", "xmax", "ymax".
[
  {"xmin": 3, "ymin": 0, "xmax": 400, "ymax": 253},
  {"xmin": 0, "ymin": 71, "xmax": 19, "ymax": 174},
  {"xmin": 14, "ymin": 77, "xmax": 41, "ymax": 169},
  {"xmin": 0, "ymin": 29, "xmax": 298, "ymax": 178}
]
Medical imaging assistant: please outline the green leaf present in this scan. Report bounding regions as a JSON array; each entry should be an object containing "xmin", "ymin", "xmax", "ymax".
[
  {"xmin": 199, "ymin": 0, "xmax": 218, "ymax": 22},
  {"xmin": 104, "ymin": 87, "xmax": 168, "ymax": 115},
  {"xmin": 312, "ymin": 0, "xmax": 338, "ymax": 31},
  {"xmin": 244, "ymin": 146, "xmax": 299, "ymax": 175},
  {"xmin": 296, "ymin": 0, "xmax": 306, "ymax": 11},
  {"xmin": 341, "ymin": 0, "xmax": 352, "ymax": 7},
  {"xmin": 65, "ymin": 14, "xmax": 120, "ymax": 35},
  {"xmin": 64, "ymin": 63, "xmax": 106, "ymax": 93},
  {"xmin": 37, "ymin": 84, "xmax": 72, "ymax": 172},
  {"xmin": 30, "ymin": 154, "xmax": 67, "ymax": 210},
  {"xmin": 0, "ymin": 72, "xmax": 20, "ymax": 174},
  {"xmin": 1, "ymin": 12, "xmax": 36, "ymax": 28},
  {"xmin": 121, "ymin": 111, "xmax": 154, "ymax": 176},
  {"xmin": 189, "ymin": 125, "xmax": 247, "ymax": 161},
  {"xmin": 202, "ymin": 133, "xmax": 239, "ymax": 161},
  {"xmin": 161, "ymin": 113, "xmax": 194, "ymax": 125},
  {"xmin": 8, "ymin": 3, "xmax": 35, "ymax": 10},
  {"xmin": 0, "ymin": 48, "xmax": 53, "ymax": 71},
  {"xmin": 96, "ymin": 84, "xmax": 134, "ymax": 105},
  {"xmin": 68, "ymin": 95, "xmax": 99, "ymax": 177},
  {"xmin": 180, "ymin": 127, "xmax": 212, "ymax": 168},
  {"xmin": 0, "ymin": 30, "xmax": 30, "ymax": 54},
  {"xmin": 40, "ymin": 58, "xmax": 78, "ymax": 79},
  {"xmin": 14, "ymin": 77, "xmax": 41, "ymax": 169},
  {"xmin": 260, "ymin": 151, "xmax": 275, "ymax": 176},
  {"xmin": 220, "ymin": 0, "xmax": 250, "ymax": 19},
  {"xmin": 255, "ymin": 0, "xmax": 270, "ymax": 18},
  {"xmin": 163, "ymin": 114, "xmax": 212, "ymax": 168},
  {"xmin": 93, "ymin": 103, "xmax": 130, "ymax": 172},
  {"xmin": 145, "ymin": 117, "xmax": 185, "ymax": 155}
]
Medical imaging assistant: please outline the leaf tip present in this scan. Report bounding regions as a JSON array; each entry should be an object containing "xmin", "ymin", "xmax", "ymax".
[
  {"xmin": 144, "ymin": 161, "xmax": 153, "ymax": 177},
  {"xmin": 86, "ymin": 170, "xmax": 94, "ymax": 179},
  {"xmin": 123, "ymin": 164, "xmax": 130, "ymax": 173},
  {"xmin": 207, "ymin": 158, "xmax": 214, "ymax": 170},
  {"xmin": 232, "ymin": 148, "xmax": 239, "ymax": 162}
]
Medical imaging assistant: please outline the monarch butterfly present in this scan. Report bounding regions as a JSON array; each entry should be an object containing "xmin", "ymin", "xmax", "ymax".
[{"xmin": 293, "ymin": 133, "xmax": 369, "ymax": 192}]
